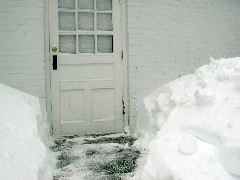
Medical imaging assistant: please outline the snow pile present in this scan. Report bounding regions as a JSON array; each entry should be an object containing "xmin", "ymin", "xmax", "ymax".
[
  {"xmin": 134, "ymin": 57, "xmax": 240, "ymax": 180},
  {"xmin": 0, "ymin": 83, "xmax": 52, "ymax": 180}
]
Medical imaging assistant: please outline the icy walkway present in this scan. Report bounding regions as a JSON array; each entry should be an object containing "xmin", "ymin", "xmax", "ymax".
[{"xmin": 52, "ymin": 134, "xmax": 141, "ymax": 180}]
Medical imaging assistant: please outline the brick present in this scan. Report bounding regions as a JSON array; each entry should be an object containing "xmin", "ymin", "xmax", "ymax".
[{"xmin": 0, "ymin": 0, "xmax": 46, "ymax": 101}]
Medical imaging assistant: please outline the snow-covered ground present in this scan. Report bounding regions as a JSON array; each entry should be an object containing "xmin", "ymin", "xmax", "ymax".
[
  {"xmin": 0, "ymin": 83, "xmax": 52, "ymax": 180},
  {"xmin": 134, "ymin": 57, "xmax": 240, "ymax": 180}
]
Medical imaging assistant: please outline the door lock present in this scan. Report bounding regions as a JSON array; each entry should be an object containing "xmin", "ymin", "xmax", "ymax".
[{"xmin": 52, "ymin": 55, "xmax": 57, "ymax": 70}]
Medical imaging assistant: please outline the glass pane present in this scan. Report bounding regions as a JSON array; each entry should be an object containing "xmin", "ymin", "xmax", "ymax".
[
  {"xmin": 78, "ymin": 0, "xmax": 94, "ymax": 9},
  {"xmin": 59, "ymin": 12, "xmax": 75, "ymax": 31},
  {"xmin": 59, "ymin": 35, "xmax": 76, "ymax": 54},
  {"xmin": 79, "ymin": 35, "xmax": 95, "ymax": 53},
  {"xmin": 96, "ymin": 0, "xmax": 112, "ymax": 10},
  {"xmin": 97, "ymin": 35, "xmax": 113, "ymax": 53},
  {"xmin": 97, "ymin": 13, "xmax": 112, "ymax": 31},
  {"xmin": 78, "ymin": 12, "xmax": 94, "ymax": 31},
  {"xmin": 59, "ymin": 0, "xmax": 75, "ymax": 9}
]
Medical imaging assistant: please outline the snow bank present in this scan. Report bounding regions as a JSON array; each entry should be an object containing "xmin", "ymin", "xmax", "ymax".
[
  {"xmin": 0, "ymin": 83, "xmax": 52, "ymax": 180},
  {"xmin": 134, "ymin": 57, "xmax": 240, "ymax": 180}
]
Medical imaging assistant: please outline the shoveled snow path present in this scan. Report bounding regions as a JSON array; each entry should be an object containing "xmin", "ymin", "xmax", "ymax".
[{"xmin": 52, "ymin": 134, "xmax": 143, "ymax": 180}]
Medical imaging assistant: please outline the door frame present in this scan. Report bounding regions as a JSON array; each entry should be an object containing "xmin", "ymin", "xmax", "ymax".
[{"xmin": 44, "ymin": 0, "xmax": 129, "ymax": 136}]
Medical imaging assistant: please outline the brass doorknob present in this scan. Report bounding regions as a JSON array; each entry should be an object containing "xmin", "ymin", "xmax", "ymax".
[{"xmin": 52, "ymin": 46, "xmax": 57, "ymax": 52}]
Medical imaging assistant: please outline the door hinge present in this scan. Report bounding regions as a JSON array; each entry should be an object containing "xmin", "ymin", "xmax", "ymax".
[
  {"xmin": 121, "ymin": 50, "xmax": 124, "ymax": 60},
  {"xmin": 122, "ymin": 99, "xmax": 125, "ymax": 116},
  {"xmin": 119, "ymin": 0, "xmax": 122, "ymax": 6}
]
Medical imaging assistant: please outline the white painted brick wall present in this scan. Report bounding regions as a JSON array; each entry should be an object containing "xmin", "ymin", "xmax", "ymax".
[
  {"xmin": 127, "ymin": 0, "xmax": 240, "ymax": 132},
  {"xmin": 0, "ymin": 0, "xmax": 46, "ymax": 105}
]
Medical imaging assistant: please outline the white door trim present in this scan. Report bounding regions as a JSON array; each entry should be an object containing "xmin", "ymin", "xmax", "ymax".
[
  {"xmin": 120, "ymin": 0, "xmax": 129, "ymax": 132},
  {"xmin": 44, "ymin": 0, "xmax": 53, "ymax": 133}
]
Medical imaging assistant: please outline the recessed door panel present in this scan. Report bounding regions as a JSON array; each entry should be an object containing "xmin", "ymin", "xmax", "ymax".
[
  {"xmin": 60, "ymin": 90, "xmax": 85, "ymax": 122},
  {"xmin": 92, "ymin": 88, "xmax": 115, "ymax": 121}
]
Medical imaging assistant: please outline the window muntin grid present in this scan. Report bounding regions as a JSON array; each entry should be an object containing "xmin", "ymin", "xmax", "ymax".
[{"xmin": 58, "ymin": 0, "xmax": 113, "ymax": 54}]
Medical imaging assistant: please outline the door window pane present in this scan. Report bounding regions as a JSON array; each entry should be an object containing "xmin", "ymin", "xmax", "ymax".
[
  {"xmin": 97, "ymin": 35, "xmax": 113, "ymax": 53},
  {"xmin": 78, "ymin": 12, "xmax": 94, "ymax": 31},
  {"xmin": 59, "ymin": 35, "xmax": 76, "ymax": 54},
  {"xmin": 78, "ymin": 0, "xmax": 94, "ymax": 9},
  {"xmin": 97, "ymin": 13, "xmax": 112, "ymax": 31},
  {"xmin": 59, "ymin": 12, "xmax": 75, "ymax": 31},
  {"xmin": 79, "ymin": 35, "xmax": 95, "ymax": 53},
  {"xmin": 96, "ymin": 0, "xmax": 112, "ymax": 10},
  {"xmin": 59, "ymin": 0, "xmax": 75, "ymax": 9}
]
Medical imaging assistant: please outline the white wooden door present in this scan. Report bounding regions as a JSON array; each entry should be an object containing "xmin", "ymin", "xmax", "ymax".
[{"xmin": 49, "ymin": 0, "xmax": 124, "ymax": 136}]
